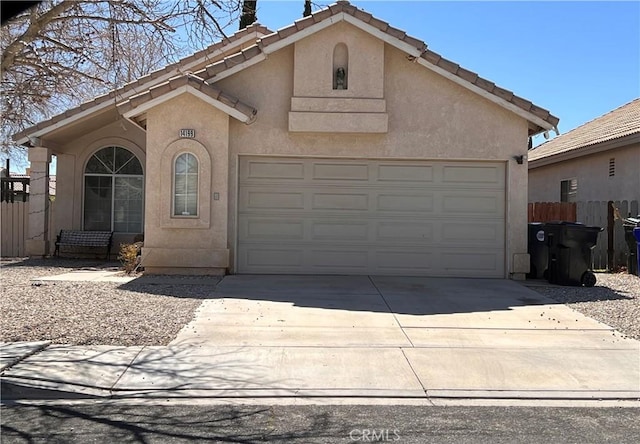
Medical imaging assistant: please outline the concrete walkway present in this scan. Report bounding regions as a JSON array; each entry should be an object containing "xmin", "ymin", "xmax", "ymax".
[
  {"xmin": 2, "ymin": 275, "xmax": 639, "ymax": 405},
  {"xmin": 34, "ymin": 269, "xmax": 137, "ymax": 283}
]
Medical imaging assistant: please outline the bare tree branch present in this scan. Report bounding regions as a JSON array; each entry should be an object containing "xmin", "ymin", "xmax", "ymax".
[
  {"xmin": 1, "ymin": 0, "xmax": 76, "ymax": 74},
  {"xmin": 1, "ymin": 0, "xmax": 244, "ymax": 160}
]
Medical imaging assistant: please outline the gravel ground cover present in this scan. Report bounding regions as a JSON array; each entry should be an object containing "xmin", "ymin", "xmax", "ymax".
[
  {"xmin": 1, "ymin": 258, "xmax": 639, "ymax": 345},
  {"xmin": 0, "ymin": 258, "xmax": 215, "ymax": 346},
  {"xmin": 527, "ymin": 272, "xmax": 640, "ymax": 340}
]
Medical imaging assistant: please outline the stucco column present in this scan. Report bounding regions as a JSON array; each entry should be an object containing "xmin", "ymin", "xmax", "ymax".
[
  {"xmin": 26, "ymin": 146, "xmax": 51, "ymax": 257},
  {"xmin": 509, "ymin": 147, "xmax": 531, "ymax": 281}
]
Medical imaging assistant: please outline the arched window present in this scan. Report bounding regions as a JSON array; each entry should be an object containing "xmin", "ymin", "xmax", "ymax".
[
  {"xmin": 84, "ymin": 146, "xmax": 143, "ymax": 233},
  {"xmin": 173, "ymin": 153, "xmax": 198, "ymax": 216}
]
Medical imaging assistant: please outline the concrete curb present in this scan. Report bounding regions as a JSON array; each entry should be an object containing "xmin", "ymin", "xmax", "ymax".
[
  {"xmin": 3, "ymin": 376, "xmax": 639, "ymax": 407},
  {"xmin": 0, "ymin": 341, "xmax": 50, "ymax": 372}
]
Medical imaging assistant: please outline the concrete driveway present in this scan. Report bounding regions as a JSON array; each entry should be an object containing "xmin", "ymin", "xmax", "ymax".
[{"xmin": 157, "ymin": 275, "xmax": 640, "ymax": 400}]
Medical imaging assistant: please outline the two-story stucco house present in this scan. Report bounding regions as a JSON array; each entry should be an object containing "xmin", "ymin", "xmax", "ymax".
[{"xmin": 15, "ymin": 1, "xmax": 559, "ymax": 278}]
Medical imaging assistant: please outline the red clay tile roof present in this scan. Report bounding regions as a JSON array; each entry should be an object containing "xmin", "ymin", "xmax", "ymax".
[
  {"xmin": 117, "ymin": 74, "xmax": 257, "ymax": 123},
  {"xmin": 13, "ymin": 23, "xmax": 271, "ymax": 144},
  {"xmin": 528, "ymin": 98, "xmax": 640, "ymax": 163}
]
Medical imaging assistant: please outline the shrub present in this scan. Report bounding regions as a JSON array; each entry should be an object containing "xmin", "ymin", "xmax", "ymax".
[{"xmin": 118, "ymin": 241, "xmax": 143, "ymax": 274}]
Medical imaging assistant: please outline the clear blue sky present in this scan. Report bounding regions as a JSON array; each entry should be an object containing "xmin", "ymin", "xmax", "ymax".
[{"xmin": 249, "ymin": 0, "xmax": 640, "ymax": 146}]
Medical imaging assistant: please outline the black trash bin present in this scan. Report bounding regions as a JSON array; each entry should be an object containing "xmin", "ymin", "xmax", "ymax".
[
  {"xmin": 527, "ymin": 222, "xmax": 548, "ymax": 279},
  {"xmin": 634, "ymin": 228, "xmax": 640, "ymax": 277},
  {"xmin": 545, "ymin": 221, "xmax": 603, "ymax": 287},
  {"xmin": 623, "ymin": 216, "xmax": 640, "ymax": 275}
]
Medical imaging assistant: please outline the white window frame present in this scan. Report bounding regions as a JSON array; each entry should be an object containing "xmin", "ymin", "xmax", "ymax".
[
  {"xmin": 83, "ymin": 146, "xmax": 144, "ymax": 233},
  {"xmin": 172, "ymin": 152, "xmax": 199, "ymax": 218}
]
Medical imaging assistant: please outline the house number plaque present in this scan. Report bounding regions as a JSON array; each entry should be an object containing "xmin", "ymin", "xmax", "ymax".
[{"xmin": 180, "ymin": 129, "xmax": 196, "ymax": 138}]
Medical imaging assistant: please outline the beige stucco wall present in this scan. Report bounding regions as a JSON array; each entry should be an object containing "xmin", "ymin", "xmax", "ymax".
[
  {"xmin": 293, "ymin": 21, "xmax": 384, "ymax": 99},
  {"xmin": 290, "ymin": 22, "xmax": 387, "ymax": 133},
  {"xmin": 528, "ymin": 144, "xmax": 640, "ymax": 203},
  {"xmin": 216, "ymin": 22, "xmax": 531, "ymax": 278},
  {"xmin": 141, "ymin": 93, "xmax": 230, "ymax": 274}
]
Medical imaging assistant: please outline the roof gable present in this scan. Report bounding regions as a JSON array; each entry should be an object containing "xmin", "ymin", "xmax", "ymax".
[
  {"xmin": 195, "ymin": 1, "xmax": 558, "ymax": 136},
  {"xmin": 528, "ymin": 98, "xmax": 640, "ymax": 167},
  {"xmin": 117, "ymin": 74, "xmax": 257, "ymax": 125}
]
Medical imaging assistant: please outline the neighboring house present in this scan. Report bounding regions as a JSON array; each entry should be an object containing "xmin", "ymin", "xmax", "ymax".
[
  {"xmin": 528, "ymin": 98, "xmax": 640, "ymax": 204},
  {"xmin": 14, "ymin": 1, "xmax": 558, "ymax": 278}
]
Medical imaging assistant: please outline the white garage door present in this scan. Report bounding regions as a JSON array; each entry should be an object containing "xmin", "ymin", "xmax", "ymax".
[{"xmin": 237, "ymin": 157, "xmax": 505, "ymax": 277}]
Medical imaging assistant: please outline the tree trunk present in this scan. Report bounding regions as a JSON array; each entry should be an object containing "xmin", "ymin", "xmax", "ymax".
[{"xmin": 239, "ymin": 0, "xmax": 257, "ymax": 29}]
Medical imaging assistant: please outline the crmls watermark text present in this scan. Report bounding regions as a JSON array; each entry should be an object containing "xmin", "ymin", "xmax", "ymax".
[{"xmin": 349, "ymin": 429, "xmax": 401, "ymax": 442}]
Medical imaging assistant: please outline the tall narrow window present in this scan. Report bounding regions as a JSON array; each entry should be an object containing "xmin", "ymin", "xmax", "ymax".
[
  {"xmin": 84, "ymin": 146, "xmax": 143, "ymax": 233},
  {"xmin": 560, "ymin": 178, "xmax": 578, "ymax": 203},
  {"xmin": 174, "ymin": 153, "xmax": 198, "ymax": 216},
  {"xmin": 333, "ymin": 43, "xmax": 349, "ymax": 90}
]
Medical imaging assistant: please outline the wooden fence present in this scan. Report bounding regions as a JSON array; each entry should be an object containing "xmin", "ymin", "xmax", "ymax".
[
  {"xmin": 581, "ymin": 200, "xmax": 639, "ymax": 271},
  {"xmin": 527, "ymin": 202, "xmax": 576, "ymax": 223},
  {"xmin": 1, "ymin": 201, "xmax": 56, "ymax": 257},
  {"xmin": 529, "ymin": 200, "xmax": 639, "ymax": 271},
  {"xmin": 1, "ymin": 201, "xmax": 28, "ymax": 257}
]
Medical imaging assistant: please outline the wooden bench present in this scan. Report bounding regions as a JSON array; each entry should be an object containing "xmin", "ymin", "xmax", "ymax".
[{"xmin": 55, "ymin": 230, "xmax": 113, "ymax": 259}]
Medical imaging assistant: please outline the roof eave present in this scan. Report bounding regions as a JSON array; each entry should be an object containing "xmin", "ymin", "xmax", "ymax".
[
  {"xmin": 528, "ymin": 132, "xmax": 640, "ymax": 169},
  {"xmin": 13, "ymin": 28, "xmax": 267, "ymax": 145},
  {"xmin": 120, "ymin": 83, "xmax": 257, "ymax": 124}
]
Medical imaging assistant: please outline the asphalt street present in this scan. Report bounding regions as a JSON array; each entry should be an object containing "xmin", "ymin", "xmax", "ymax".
[{"xmin": 2, "ymin": 404, "xmax": 639, "ymax": 443}]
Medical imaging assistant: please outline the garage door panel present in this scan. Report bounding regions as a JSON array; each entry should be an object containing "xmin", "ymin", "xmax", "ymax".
[
  {"xmin": 238, "ymin": 158, "xmax": 505, "ymax": 277},
  {"xmin": 244, "ymin": 219, "xmax": 305, "ymax": 240},
  {"xmin": 375, "ymin": 251, "xmax": 434, "ymax": 271},
  {"xmin": 441, "ymin": 193, "xmax": 504, "ymax": 214},
  {"xmin": 245, "ymin": 159, "xmax": 305, "ymax": 180},
  {"xmin": 377, "ymin": 222, "xmax": 434, "ymax": 242},
  {"xmin": 311, "ymin": 221, "xmax": 369, "ymax": 241},
  {"xmin": 442, "ymin": 164, "xmax": 503, "ymax": 185},
  {"xmin": 312, "ymin": 193, "xmax": 369, "ymax": 210},
  {"xmin": 310, "ymin": 249, "xmax": 369, "ymax": 269},
  {"xmin": 313, "ymin": 163, "xmax": 369, "ymax": 180},
  {"xmin": 376, "ymin": 193, "xmax": 434, "ymax": 212},
  {"xmin": 377, "ymin": 164, "xmax": 433, "ymax": 182},
  {"xmin": 245, "ymin": 190, "xmax": 305, "ymax": 210},
  {"xmin": 245, "ymin": 248, "xmax": 304, "ymax": 268}
]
